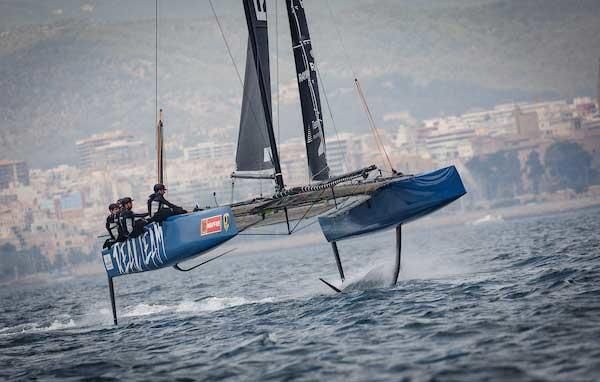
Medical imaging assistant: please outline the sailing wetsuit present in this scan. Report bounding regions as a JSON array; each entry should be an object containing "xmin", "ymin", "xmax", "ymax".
[
  {"xmin": 103, "ymin": 214, "xmax": 119, "ymax": 248},
  {"xmin": 147, "ymin": 193, "xmax": 186, "ymax": 223},
  {"xmin": 119, "ymin": 210, "xmax": 149, "ymax": 239}
]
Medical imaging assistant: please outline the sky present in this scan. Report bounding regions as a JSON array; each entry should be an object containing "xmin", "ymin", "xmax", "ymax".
[{"xmin": 1, "ymin": 0, "xmax": 599, "ymax": 168}]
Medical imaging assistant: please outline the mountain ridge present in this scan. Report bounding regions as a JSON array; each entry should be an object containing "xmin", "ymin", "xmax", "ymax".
[{"xmin": 1, "ymin": 0, "xmax": 598, "ymax": 168}]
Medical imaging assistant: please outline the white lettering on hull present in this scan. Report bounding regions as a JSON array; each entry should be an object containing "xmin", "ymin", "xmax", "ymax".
[{"xmin": 108, "ymin": 223, "xmax": 167, "ymax": 275}]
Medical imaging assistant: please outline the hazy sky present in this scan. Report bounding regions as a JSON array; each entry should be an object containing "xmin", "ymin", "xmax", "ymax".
[{"xmin": 1, "ymin": 0, "xmax": 599, "ymax": 167}]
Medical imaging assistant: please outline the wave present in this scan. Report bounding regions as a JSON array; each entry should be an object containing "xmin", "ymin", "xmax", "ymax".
[
  {"xmin": 470, "ymin": 214, "xmax": 504, "ymax": 225},
  {"xmin": 0, "ymin": 296, "xmax": 274, "ymax": 336},
  {"xmin": 0, "ymin": 318, "xmax": 76, "ymax": 337},
  {"xmin": 120, "ymin": 296, "xmax": 274, "ymax": 318}
]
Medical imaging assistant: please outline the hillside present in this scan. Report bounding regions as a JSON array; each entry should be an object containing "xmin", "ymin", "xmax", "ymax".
[{"xmin": 1, "ymin": 0, "xmax": 599, "ymax": 168}]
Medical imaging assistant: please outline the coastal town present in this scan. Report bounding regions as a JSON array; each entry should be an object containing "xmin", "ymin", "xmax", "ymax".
[{"xmin": 1, "ymin": 93, "xmax": 599, "ymax": 281}]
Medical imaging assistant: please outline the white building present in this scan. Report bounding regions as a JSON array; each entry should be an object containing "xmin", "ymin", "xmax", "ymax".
[
  {"xmin": 76, "ymin": 131, "xmax": 146, "ymax": 170},
  {"xmin": 326, "ymin": 135, "xmax": 351, "ymax": 176},
  {"xmin": 183, "ymin": 142, "xmax": 235, "ymax": 165}
]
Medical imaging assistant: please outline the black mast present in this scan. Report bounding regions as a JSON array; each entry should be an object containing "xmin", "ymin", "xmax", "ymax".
[
  {"xmin": 156, "ymin": 109, "xmax": 164, "ymax": 184},
  {"xmin": 286, "ymin": 0, "xmax": 329, "ymax": 181},
  {"xmin": 242, "ymin": 0, "xmax": 284, "ymax": 190}
]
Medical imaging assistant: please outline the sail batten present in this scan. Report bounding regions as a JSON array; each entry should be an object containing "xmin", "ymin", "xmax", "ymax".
[{"xmin": 286, "ymin": 0, "xmax": 329, "ymax": 181}]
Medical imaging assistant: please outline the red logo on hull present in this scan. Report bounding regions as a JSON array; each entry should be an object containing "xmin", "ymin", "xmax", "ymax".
[{"xmin": 200, "ymin": 215, "xmax": 222, "ymax": 236}]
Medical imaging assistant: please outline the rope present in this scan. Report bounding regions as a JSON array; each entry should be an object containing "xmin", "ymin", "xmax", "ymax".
[
  {"xmin": 314, "ymin": 63, "xmax": 350, "ymax": 173},
  {"xmin": 325, "ymin": 0, "xmax": 358, "ymax": 80},
  {"xmin": 290, "ymin": 217, "xmax": 320, "ymax": 234},
  {"xmin": 155, "ymin": 0, "xmax": 158, "ymax": 132},
  {"xmin": 324, "ymin": 0, "xmax": 395, "ymax": 174},
  {"xmin": 155, "ymin": 1, "xmax": 168, "ymax": 185},
  {"xmin": 288, "ymin": 189, "xmax": 326, "ymax": 233},
  {"xmin": 275, "ymin": 0, "xmax": 280, "ymax": 145},
  {"xmin": 241, "ymin": 191, "xmax": 326, "ymax": 237},
  {"xmin": 354, "ymin": 79, "xmax": 395, "ymax": 173}
]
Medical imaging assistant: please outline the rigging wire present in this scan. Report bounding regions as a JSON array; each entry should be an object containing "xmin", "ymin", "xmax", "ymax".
[
  {"xmin": 323, "ymin": 0, "xmax": 395, "ymax": 173},
  {"xmin": 155, "ymin": 0, "xmax": 158, "ymax": 131},
  {"xmin": 314, "ymin": 64, "xmax": 350, "ymax": 173},
  {"xmin": 155, "ymin": 0, "xmax": 168, "ymax": 185},
  {"xmin": 208, "ymin": 0, "xmax": 245, "ymax": 92},
  {"xmin": 275, "ymin": 0, "xmax": 280, "ymax": 145},
  {"xmin": 354, "ymin": 79, "xmax": 395, "ymax": 173}
]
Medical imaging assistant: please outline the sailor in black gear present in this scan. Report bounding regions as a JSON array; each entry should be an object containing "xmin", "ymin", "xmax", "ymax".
[
  {"xmin": 118, "ymin": 197, "xmax": 149, "ymax": 239},
  {"xmin": 114, "ymin": 199, "xmax": 127, "ymax": 242},
  {"xmin": 147, "ymin": 183, "xmax": 187, "ymax": 223},
  {"xmin": 103, "ymin": 203, "xmax": 121, "ymax": 249}
]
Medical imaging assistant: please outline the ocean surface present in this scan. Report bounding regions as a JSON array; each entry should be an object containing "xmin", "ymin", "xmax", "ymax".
[{"xmin": 1, "ymin": 206, "xmax": 600, "ymax": 381}]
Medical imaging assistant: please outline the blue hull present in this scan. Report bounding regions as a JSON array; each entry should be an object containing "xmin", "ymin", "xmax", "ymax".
[
  {"xmin": 102, "ymin": 207, "xmax": 238, "ymax": 278},
  {"xmin": 318, "ymin": 166, "xmax": 466, "ymax": 242}
]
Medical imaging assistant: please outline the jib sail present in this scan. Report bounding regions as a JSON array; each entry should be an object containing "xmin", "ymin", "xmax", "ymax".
[
  {"xmin": 286, "ymin": 0, "xmax": 329, "ymax": 181},
  {"xmin": 236, "ymin": 0, "xmax": 275, "ymax": 172}
]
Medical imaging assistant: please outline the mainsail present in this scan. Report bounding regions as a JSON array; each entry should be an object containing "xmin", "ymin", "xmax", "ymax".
[
  {"xmin": 286, "ymin": 0, "xmax": 329, "ymax": 181},
  {"xmin": 236, "ymin": 0, "xmax": 275, "ymax": 172}
]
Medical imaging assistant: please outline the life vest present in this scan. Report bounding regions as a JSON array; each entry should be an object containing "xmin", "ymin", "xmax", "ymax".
[
  {"xmin": 108, "ymin": 220, "xmax": 119, "ymax": 240},
  {"xmin": 119, "ymin": 212, "xmax": 135, "ymax": 236},
  {"xmin": 148, "ymin": 195, "xmax": 162, "ymax": 218},
  {"xmin": 148, "ymin": 193, "xmax": 172, "ymax": 218}
]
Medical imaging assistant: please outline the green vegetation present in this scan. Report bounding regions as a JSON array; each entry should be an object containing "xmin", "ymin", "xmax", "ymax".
[
  {"xmin": 545, "ymin": 141, "xmax": 593, "ymax": 193},
  {"xmin": 466, "ymin": 150, "xmax": 522, "ymax": 200},
  {"xmin": 467, "ymin": 141, "xmax": 596, "ymax": 202},
  {"xmin": 524, "ymin": 150, "xmax": 544, "ymax": 194},
  {"xmin": 0, "ymin": 243, "xmax": 96, "ymax": 282},
  {"xmin": 0, "ymin": 243, "xmax": 49, "ymax": 281}
]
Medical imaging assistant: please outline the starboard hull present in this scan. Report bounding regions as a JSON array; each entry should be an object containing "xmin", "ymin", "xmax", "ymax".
[
  {"xmin": 317, "ymin": 166, "xmax": 466, "ymax": 242},
  {"xmin": 101, "ymin": 207, "xmax": 237, "ymax": 278}
]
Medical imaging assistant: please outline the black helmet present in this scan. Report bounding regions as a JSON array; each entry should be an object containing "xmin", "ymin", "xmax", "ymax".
[
  {"xmin": 109, "ymin": 203, "xmax": 119, "ymax": 211},
  {"xmin": 154, "ymin": 183, "xmax": 166, "ymax": 192},
  {"xmin": 120, "ymin": 197, "xmax": 133, "ymax": 204}
]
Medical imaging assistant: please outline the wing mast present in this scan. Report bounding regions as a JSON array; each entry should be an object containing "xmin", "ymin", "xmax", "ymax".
[{"xmin": 286, "ymin": 0, "xmax": 329, "ymax": 181}]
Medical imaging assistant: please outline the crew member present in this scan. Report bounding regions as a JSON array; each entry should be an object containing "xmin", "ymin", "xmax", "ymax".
[
  {"xmin": 147, "ymin": 183, "xmax": 187, "ymax": 223},
  {"xmin": 103, "ymin": 203, "xmax": 120, "ymax": 249},
  {"xmin": 118, "ymin": 197, "xmax": 149, "ymax": 239}
]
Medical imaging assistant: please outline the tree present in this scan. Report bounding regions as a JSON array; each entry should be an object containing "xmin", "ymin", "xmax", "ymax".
[
  {"xmin": 525, "ymin": 150, "xmax": 544, "ymax": 194},
  {"xmin": 496, "ymin": 150, "xmax": 522, "ymax": 198},
  {"xmin": 467, "ymin": 150, "xmax": 523, "ymax": 200},
  {"xmin": 545, "ymin": 141, "xmax": 592, "ymax": 193},
  {"xmin": 0, "ymin": 243, "xmax": 18, "ymax": 280}
]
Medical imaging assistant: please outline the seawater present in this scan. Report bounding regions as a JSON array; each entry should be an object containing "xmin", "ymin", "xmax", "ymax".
[{"xmin": 1, "ymin": 207, "xmax": 600, "ymax": 381}]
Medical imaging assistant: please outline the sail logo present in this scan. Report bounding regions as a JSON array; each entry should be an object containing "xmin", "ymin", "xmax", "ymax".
[
  {"xmin": 201, "ymin": 215, "xmax": 222, "ymax": 236},
  {"xmin": 263, "ymin": 147, "xmax": 272, "ymax": 163},
  {"xmin": 253, "ymin": 0, "xmax": 267, "ymax": 21},
  {"xmin": 298, "ymin": 69, "xmax": 310, "ymax": 82}
]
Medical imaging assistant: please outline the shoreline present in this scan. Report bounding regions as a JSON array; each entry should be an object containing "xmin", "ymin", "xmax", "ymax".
[
  {"xmin": 3, "ymin": 196, "xmax": 599, "ymax": 286},
  {"xmin": 416, "ymin": 196, "xmax": 600, "ymax": 229}
]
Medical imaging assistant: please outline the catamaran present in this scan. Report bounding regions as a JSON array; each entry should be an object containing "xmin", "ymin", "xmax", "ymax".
[{"xmin": 100, "ymin": 0, "xmax": 466, "ymax": 325}]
